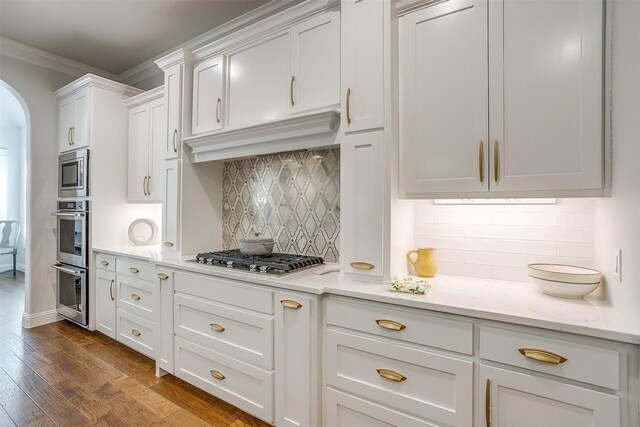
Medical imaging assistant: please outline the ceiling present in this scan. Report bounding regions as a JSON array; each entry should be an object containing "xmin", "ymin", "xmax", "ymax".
[{"xmin": 0, "ymin": 0, "xmax": 270, "ymax": 75}]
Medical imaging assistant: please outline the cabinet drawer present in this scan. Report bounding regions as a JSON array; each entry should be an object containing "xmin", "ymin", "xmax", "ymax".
[
  {"xmin": 174, "ymin": 337, "xmax": 273, "ymax": 423},
  {"xmin": 326, "ymin": 298, "xmax": 472, "ymax": 355},
  {"xmin": 326, "ymin": 328, "xmax": 472, "ymax": 427},
  {"xmin": 480, "ymin": 326, "xmax": 620, "ymax": 390},
  {"xmin": 174, "ymin": 294, "xmax": 273, "ymax": 369},
  {"xmin": 326, "ymin": 388, "xmax": 440, "ymax": 427},
  {"xmin": 117, "ymin": 310, "xmax": 155, "ymax": 359},
  {"xmin": 116, "ymin": 257, "xmax": 156, "ymax": 282},
  {"xmin": 117, "ymin": 275, "xmax": 156, "ymax": 321},
  {"xmin": 174, "ymin": 271, "xmax": 273, "ymax": 314},
  {"xmin": 96, "ymin": 253, "xmax": 115, "ymax": 271}
]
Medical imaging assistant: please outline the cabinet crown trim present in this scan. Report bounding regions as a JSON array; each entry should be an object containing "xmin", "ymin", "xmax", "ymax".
[
  {"xmin": 124, "ymin": 86, "xmax": 164, "ymax": 107},
  {"xmin": 55, "ymin": 73, "xmax": 142, "ymax": 99},
  {"xmin": 184, "ymin": 108, "xmax": 340, "ymax": 163}
]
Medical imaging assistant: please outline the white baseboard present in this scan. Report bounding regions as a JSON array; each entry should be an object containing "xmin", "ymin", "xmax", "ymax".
[
  {"xmin": 22, "ymin": 309, "xmax": 60, "ymax": 328},
  {"xmin": 0, "ymin": 262, "xmax": 25, "ymax": 273}
]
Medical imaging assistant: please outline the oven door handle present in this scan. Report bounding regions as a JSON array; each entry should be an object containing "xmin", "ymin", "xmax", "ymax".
[
  {"xmin": 51, "ymin": 212, "xmax": 86, "ymax": 218},
  {"xmin": 52, "ymin": 263, "xmax": 85, "ymax": 275}
]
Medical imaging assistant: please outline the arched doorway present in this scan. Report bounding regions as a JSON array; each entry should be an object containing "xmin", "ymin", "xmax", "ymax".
[{"xmin": 0, "ymin": 80, "xmax": 29, "ymax": 329}]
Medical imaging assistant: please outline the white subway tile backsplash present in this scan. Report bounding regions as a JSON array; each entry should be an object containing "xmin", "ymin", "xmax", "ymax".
[{"xmin": 414, "ymin": 199, "xmax": 595, "ymax": 282}]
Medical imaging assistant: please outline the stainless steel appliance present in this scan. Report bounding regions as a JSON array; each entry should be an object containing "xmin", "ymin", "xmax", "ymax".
[
  {"xmin": 58, "ymin": 148, "xmax": 89, "ymax": 198},
  {"xmin": 53, "ymin": 201, "xmax": 88, "ymax": 268},
  {"xmin": 192, "ymin": 249, "xmax": 324, "ymax": 275},
  {"xmin": 52, "ymin": 200, "xmax": 89, "ymax": 327}
]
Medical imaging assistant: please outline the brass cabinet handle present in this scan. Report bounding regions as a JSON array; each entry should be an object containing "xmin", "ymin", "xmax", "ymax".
[
  {"xmin": 131, "ymin": 329, "xmax": 141, "ymax": 337},
  {"xmin": 67, "ymin": 127, "xmax": 72, "ymax": 145},
  {"xmin": 109, "ymin": 279, "xmax": 114, "ymax": 301},
  {"xmin": 350, "ymin": 261, "xmax": 374, "ymax": 271},
  {"xmin": 376, "ymin": 368, "xmax": 407, "ymax": 382},
  {"xmin": 210, "ymin": 370, "xmax": 225, "ymax": 380},
  {"xmin": 376, "ymin": 319, "xmax": 406, "ymax": 331},
  {"xmin": 290, "ymin": 75, "xmax": 295, "ymax": 107},
  {"xmin": 216, "ymin": 97, "xmax": 221, "ymax": 123},
  {"xmin": 479, "ymin": 140, "xmax": 484, "ymax": 184},
  {"xmin": 518, "ymin": 348, "xmax": 568, "ymax": 364},
  {"xmin": 101, "ymin": 260, "xmax": 109, "ymax": 267},
  {"xmin": 163, "ymin": 241, "xmax": 174, "ymax": 247},
  {"xmin": 147, "ymin": 175, "xmax": 152, "ymax": 196},
  {"xmin": 70, "ymin": 126, "xmax": 75, "ymax": 145},
  {"xmin": 130, "ymin": 267, "xmax": 140, "ymax": 274},
  {"xmin": 157, "ymin": 273, "xmax": 169, "ymax": 280},
  {"xmin": 210, "ymin": 323, "xmax": 225, "ymax": 333},
  {"xmin": 143, "ymin": 176, "xmax": 148, "ymax": 196},
  {"xmin": 131, "ymin": 293, "xmax": 141, "ymax": 301},
  {"xmin": 493, "ymin": 140, "xmax": 499, "ymax": 183},
  {"xmin": 485, "ymin": 378, "xmax": 491, "ymax": 427},
  {"xmin": 281, "ymin": 299, "xmax": 302, "ymax": 309},
  {"xmin": 172, "ymin": 129, "xmax": 178, "ymax": 153},
  {"xmin": 346, "ymin": 88, "xmax": 352, "ymax": 125}
]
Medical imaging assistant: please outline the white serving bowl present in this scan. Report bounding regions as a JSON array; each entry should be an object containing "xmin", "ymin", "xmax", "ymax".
[{"xmin": 528, "ymin": 264, "xmax": 602, "ymax": 299}]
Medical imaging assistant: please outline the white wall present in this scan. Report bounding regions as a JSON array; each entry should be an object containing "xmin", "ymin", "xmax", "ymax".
[
  {"xmin": 0, "ymin": 125, "xmax": 25, "ymax": 271},
  {"xmin": 0, "ymin": 54, "xmax": 76, "ymax": 318},
  {"xmin": 413, "ymin": 199, "xmax": 596, "ymax": 282},
  {"xmin": 594, "ymin": 0, "xmax": 640, "ymax": 328}
]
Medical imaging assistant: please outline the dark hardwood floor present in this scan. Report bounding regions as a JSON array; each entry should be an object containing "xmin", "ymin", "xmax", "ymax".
[{"xmin": 0, "ymin": 271, "xmax": 271, "ymax": 427}]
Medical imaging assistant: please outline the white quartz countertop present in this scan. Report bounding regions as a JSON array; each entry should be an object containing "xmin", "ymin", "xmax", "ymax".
[{"xmin": 93, "ymin": 246, "xmax": 640, "ymax": 345}]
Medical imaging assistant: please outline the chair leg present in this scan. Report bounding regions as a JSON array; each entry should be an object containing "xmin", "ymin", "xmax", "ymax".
[{"xmin": 13, "ymin": 253, "xmax": 16, "ymax": 276}]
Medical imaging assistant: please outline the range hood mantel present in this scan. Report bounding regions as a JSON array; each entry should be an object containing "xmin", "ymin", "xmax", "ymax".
[{"xmin": 184, "ymin": 109, "xmax": 341, "ymax": 163}]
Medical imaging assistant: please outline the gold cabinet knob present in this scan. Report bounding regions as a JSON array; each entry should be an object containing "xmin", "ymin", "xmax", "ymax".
[
  {"xmin": 281, "ymin": 299, "xmax": 302, "ymax": 309},
  {"xmin": 163, "ymin": 241, "xmax": 174, "ymax": 247},
  {"xmin": 131, "ymin": 294, "xmax": 141, "ymax": 301},
  {"xmin": 157, "ymin": 273, "xmax": 169, "ymax": 280},
  {"xmin": 376, "ymin": 319, "xmax": 406, "ymax": 331},
  {"xmin": 518, "ymin": 348, "xmax": 567, "ymax": 364},
  {"xmin": 350, "ymin": 261, "xmax": 374, "ymax": 271},
  {"xmin": 210, "ymin": 323, "xmax": 225, "ymax": 333},
  {"xmin": 101, "ymin": 260, "xmax": 109, "ymax": 267},
  {"xmin": 131, "ymin": 329, "xmax": 141, "ymax": 337},
  {"xmin": 376, "ymin": 368, "xmax": 407, "ymax": 382},
  {"xmin": 130, "ymin": 267, "xmax": 140, "ymax": 274},
  {"xmin": 210, "ymin": 370, "xmax": 225, "ymax": 380}
]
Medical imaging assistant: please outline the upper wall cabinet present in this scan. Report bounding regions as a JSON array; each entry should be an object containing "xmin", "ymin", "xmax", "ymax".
[
  {"xmin": 192, "ymin": 56, "xmax": 225, "ymax": 135},
  {"xmin": 341, "ymin": 0, "xmax": 384, "ymax": 133},
  {"xmin": 290, "ymin": 10, "xmax": 340, "ymax": 115},
  {"xmin": 400, "ymin": 0, "xmax": 605, "ymax": 198},
  {"xmin": 59, "ymin": 87, "xmax": 90, "ymax": 152},
  {"xmin": 164, "ymin": 63, "xmax": 183, "ymax": 159}
]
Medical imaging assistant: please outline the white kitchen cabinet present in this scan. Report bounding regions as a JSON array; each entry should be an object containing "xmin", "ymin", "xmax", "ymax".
[
  {"xmin": 290, "ymin": 10, "xmax": 340, "ymax": 115},
  {"xmin": 274, "ymin": 291, "xmax": 320, "ymax": 427},
  {"xmin": 161, "ymin": 159, "xmax": 180, "ymax": 253},
  {"xmin": 156, "ymin": 268, "xmax": 174, "ymax": 375},
  {"xmin": 192, "ymin": 56, "xmax": 225, "ymax": 135},
  {"xmin": 95, "ymin": 268, "xmax": 116, "ymax": 339},
  {"xmin": 126, "ymin": 89, "xmax": 165, "ymax": 203},
  {"xmin": 340, "ymin": 130, "xmax": 385, "ymax": 279},
  {"xmin": 489, "ymin": 0, "xmax": 604, "ymax": 193},
  {"xmin": 58, "ymin": 87, "xmax": 90, "ymax": 152},
  {"xmin": 164, "ymin": 63, "xmax": 183, "ymax": 159},
  {"xmin": 227, "ymin": 33, "xmax": 290, "ymax": 129},
  {"xmin": 341, "ymin": 0, "xmax": 384, "ymax": 132},
  {"xmin": 480, "ymin": 365, "xmax": 620, "ymax": 427},
  {"xmin": 400, "ymin": 0, "xmax": 488, "ymax": 196},
  {"xmin": 400, "ymin": 0, "xmax": 605, "ymax": 198}
]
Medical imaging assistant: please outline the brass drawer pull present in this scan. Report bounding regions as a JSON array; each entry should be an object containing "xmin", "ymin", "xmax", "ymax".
[
  {"xmin": 101, "ymin": 260, "xmax": 109, "ymax": 267},
  {"xmin": 157, "ymin": 273, "xmax": 169, "ymax": 280},
  {"xmin": 163, "ymin": 241, "xmax": 174, "ymax": 247},
  {"xmin": 173, "ymin": 129, "xmax": 178, "ymax": 153},
  {"xmin": 131, "ymin": 329, "xmax": 141, "ymax": 337},
  {"xmin": 376, "ymin": 319, "xmax": 406, "ymax": 331},
  {"xmin": 350, "ymin": 261, "xmax": 374, "ymax": 271},
  {"xmin": 70, "ymin": 126, "xmax": 75, "ymax": 145},
  {"xmin": 130, "ymin": 267, "xmax": 140, "ymax": 274},
  {"xmin": 290, "ymin": 75, "xmax": 295, "ymax": 107},
  {"xmin": 346, "ymin": 88, "xmax": 352, "ymax": 125},
  {"xmin": 131, "ymin": 294, "xmax": 141, "ymax": 301},
  {"xmin": 210, "ymin": 323, "xmax": 225, "ymax": 333},
  {"xmin": 109, "ymin": 279, "xmax": 115, "ymax": 301},
  {"xmin": 281, "ymin": 299, "xmax": 302, "ymax": 310},
  {"xmin": 143, "ymin": 176, "xmax": 148, "ymax": 196},
  {"xmin": 376, "ymin": 368, "xmax": 407, "ymax": 382},
  {"xmin": 518, "ymin": 348, "xmax": 567, "ymax": 364},
  {"xmin": 485, "ymin": 378, "xmax": 491, "ymax": 427},
  {"xmin": 67, "ymin": 127, "xmax": 72, "ymax": 145},
  {"xmin": 216, "ymin": 97, "xmax": 221, "ymax": 123},
  {"xmin": 210, "ymin": 370, "xmax": 225, "ymax": 380},
  {"xmin": 479, "ymin": 140, "xmax": 484, "ymax": 184},
  {"xmin": 146, "ymin": 175, "xmax": 151, "ymax": 196}
]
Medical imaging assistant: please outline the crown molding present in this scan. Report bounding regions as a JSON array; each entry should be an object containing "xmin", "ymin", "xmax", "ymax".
[
  {"xmin": 119, "ymin": 0, "xmax": 306, "ymax": 85},
  {"xmin": 0, "ymin": 36, "xmax": 118, "ymax": 80},
  {"xmin": 124, "ymin": 85, "xmax": 164, "ymax": 106},
  {"xmin": 54, "ymin": 73, "xmax": 143, "ymax": 99},
  {"xmin": 154, "ymin": 48, "xmax": 195, "ymax": 71}
]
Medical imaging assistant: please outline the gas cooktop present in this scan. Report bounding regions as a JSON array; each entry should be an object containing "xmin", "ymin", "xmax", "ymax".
[{"xmin": 191, "ymin": 249, "xmax": 324, "ymax": 275}]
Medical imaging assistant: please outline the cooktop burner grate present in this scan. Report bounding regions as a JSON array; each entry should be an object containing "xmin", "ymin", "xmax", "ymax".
[{"xmin": 192, "ymin": 249, "xmax": 324, "ymax": 274}]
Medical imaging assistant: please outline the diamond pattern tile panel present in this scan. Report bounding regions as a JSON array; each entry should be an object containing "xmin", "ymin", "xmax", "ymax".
[{"xmin": 221, "ymin": 149, "xmax": 340, "ymax": 263}]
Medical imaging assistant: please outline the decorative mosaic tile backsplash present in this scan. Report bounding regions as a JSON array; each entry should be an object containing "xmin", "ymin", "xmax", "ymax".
[{"xmin": 222, "ymin": 149, "xmax": 340, "ymax": 262}]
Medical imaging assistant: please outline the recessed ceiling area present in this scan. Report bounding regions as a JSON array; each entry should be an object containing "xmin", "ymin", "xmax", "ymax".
[{"xmin": 0, "ymin": 0, "xmax": 270, "ymax": 75}]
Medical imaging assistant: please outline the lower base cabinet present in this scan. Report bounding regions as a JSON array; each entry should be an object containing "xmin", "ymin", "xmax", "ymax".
[
  {"xmin": 95, "ymin": 269, "xmax": 116, "ymax": 339},
  {"xmin": 117, "ymin": 309, "xmax": 156, "ymax": 359},
  {"xmin": 480, "ymin": 365, "xmax": 620, "ymax": 427}
]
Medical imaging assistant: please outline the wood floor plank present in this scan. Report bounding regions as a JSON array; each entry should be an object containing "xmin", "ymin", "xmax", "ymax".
[
  {"xmin": 93, "ymin": 395, "xmax": 166, "ymax": 427},
  {"xmin": 110, "ymin": 376, "xmax": 181, "ymax": 418},
  {"xmin": 53, "ymin": 378, "xmax": 116, "ymax": 424},
  {"xmin": 44, "ymin": 322, "xmax": 97, "ymax": 347},
  {"xmin": 232, "ymin": 410, "xmax": 273, "ymax": 427},
  {"xmin": 0, "ymin": 405, "xmax": 17, "ymax": 427},
  {"xmin": 22, "ymin": 417, "xmax": 57, "ymax": 427},
  {"xmin": 15, "ymin": 373, "xmax": 91, "ymax": 427},
  {"xmin": 160, "ymin": 409, "xmax": 212, "ymax": 427},
  {"xmin": 0, "ymin": 369, "xmax": 46, "ymax": 426},
  {"xmin": 83, "ymin": 342, "xmax": 159, "ymax": 387},
  {"xmin": 0, "ymin": 350, "xmax": 34, "ymax": 381},
  {"xmin": 33, "ymin": 365, "xmax": 69, "ymax": 387}
]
